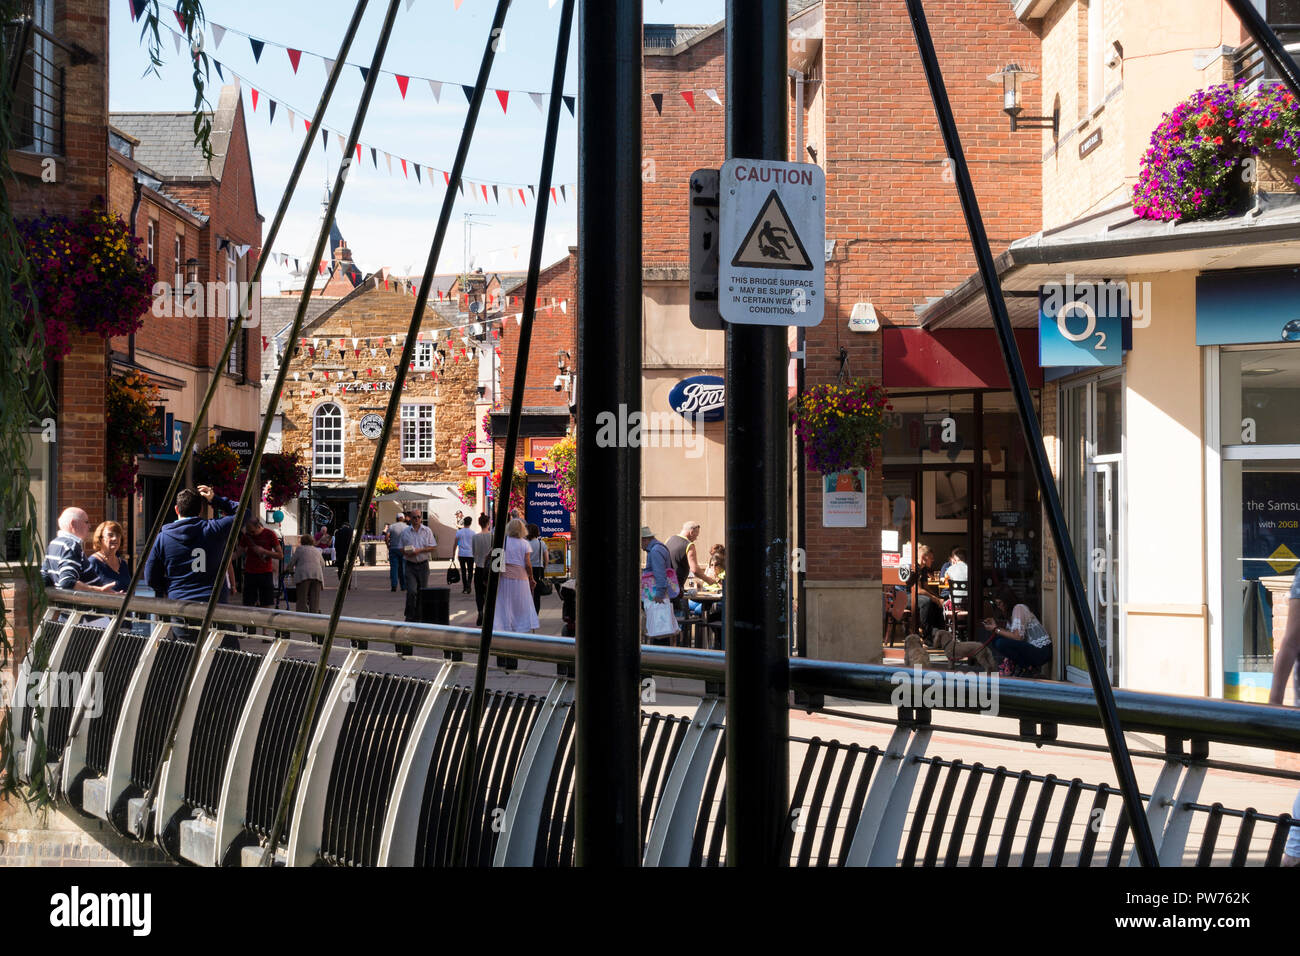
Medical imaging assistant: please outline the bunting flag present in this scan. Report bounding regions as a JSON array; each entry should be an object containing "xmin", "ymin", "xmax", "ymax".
[
  {"xmin": 395, "ymin": 74, "xmax": 410, "ymax": 99},
  {"xmin": 249, "ymin": 37, "xmax": 264, "ymax": 62},
  {"xmin": 428, "ymin": 79, "xmax": 443, "ymax": 102},
  {"xmin": 287, "ymin": 107, "xmax": 296, "ymax": 128},
  {"xmin": 492, "ymin": 185, "xmax": 498, "ymax": 203},
  {"xmin": 563, "ymin": 95, "xmax": 575, "ymax": 116},
  {"xmin": 650, "ymin": 93, "xmax": 664, "ymax": 115},
  {"xmin": 551, "ymin": 187, "xmax": 557, "ymax": 205},
  {"xmin": 250, "ymin": 88, "xmax": 259, "ymax": 111},
  {"xmin": 461, "ymin": 85, "xmax": 474, "ymax": 105},
  {"xmin": 211, "ymin": 23, "xmax": 225, "ymax": 48},
  {"xmin": 359, "ymin": 65, "xmax": 370, "ymax": 83},
  {"xmin": 129, "ymin": 0, "xmax": 145, "ymax": 23},
  {"xmin": 324, "ymin": 57, "xmax": 335, "ymax": 76},
  {"xmin": 355, "ymin": 142, "xmax": 362, "ymax": 163},
  {"xmin": 529, "ymin": 92, "xmax": 544, "ymax": 113},
  {"xmin": 172, "ymin": 30, "xmax": 182, "ymax": 56},
  {"xmin": 268, "ymin": 100, "xmax": 276, "ymax": 124},
  {"xmin": 370, "ymin": 146, "xmax": 378, "ymax": 168},
  {"xmin": 705, "ymin": 88, "xmax": 722, "ymax": 107},
  {"xmin": 495, "ymin": 89, "xmax": 510, "ymax": 113},
  {"xmin": 213, "ymin": 60, "xmax": 225, "ymax": 81},
  {"xmin": 680, "ymin": 90, "xmax": 696, "ymax": 111},
  {"xmin": 400, "ymin": 158, "xmax": 408, "ymax": 178},
  {"xmin": 414, "ymin": 163, "xmax": 421, "ymax": 183},
  {"xmin": 287, "ymin": 48, "xmax": 302, "ymax": 73}
]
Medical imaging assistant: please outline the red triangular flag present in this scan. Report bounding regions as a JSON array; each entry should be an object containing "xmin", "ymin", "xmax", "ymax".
[
  {"xmin": 551, "ymin": 187, "xmax": 558, "ymax": 205},
  {"xmin": 481, "ymin": 184, "xmax": 489, "ymax": 202},
  {"xmin": 400, "ymin": 158, "xmax": 408, "ymax": 178},
  {"xmin": 517, "ymin": 188, "xmax": 526, "ymax": 206},
  {"xmin": 395, "ymin": 74, "xmax": 410, "ymax": 99},
  {"xmin": 443, "ymin": 171, "xmax": 450, "ymax": 186},
  {"xmin": 287, "ymin": 49, "xmax": 303, "ymax": 73},
  {"xmin": 355, "ymin": 143, "xmax": 362, "ymax": 163},
  {"xmin": 304, "ymin": 118, "xmax": 311, "ymax": 133},
  {"xmin": 496, "ymin": 89, "xmax": 509, "ymax": 113},
  {"xmin": 318, "ymin": 260, "xmax": 325, "ymax": 275},
  {"xmin": 251, "ymin": 88, "xmax": 260, "ymax": 111},
  {"xmin": 681, "ymin": 90, "xmax": 696, "ymax": 111}
]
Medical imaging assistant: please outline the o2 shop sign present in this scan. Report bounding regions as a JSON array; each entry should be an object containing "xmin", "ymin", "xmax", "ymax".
[
  {"xmin": 668, "ymin": 375, "xmax": 725, "ymax": 422},
  {"xmin": 1038, "ymin": 283, "xmax": 1124, "ymax": 367}
]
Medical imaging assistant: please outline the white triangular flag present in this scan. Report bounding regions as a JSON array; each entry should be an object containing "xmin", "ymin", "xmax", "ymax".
[
  {"xmin": 561, "ymin": 300, "xmax": 567, "ymax": 313},
  {"xmin": 385, "ymin": 152, "xmax": 392, "ymax": 174},
  {"xmin": 211, "ymin": 23, "xmax": 226, "ymax": 49},
  {"xmin": 428, "ymin": 79, "xmax": 442, "ymax": 102},
  {"xmin": 172, "ymin": 29, "xmax": 183, "ymax": 56},
  {"xmin": 704, "ymin": 88, "xmax": 722, "ymax": 107},
  {"xmin": 336, "ymin": 132, "xmax": 345, "ymax": 153},
  {"xmin": 515, "ymin": 313, "xmax": 522, "ymax": 325},
  {"xmin": 287, "ymin": 108, "xmax": 296, "ymax": 129},
  {"xmin": 236, "ymin": 244, "xmax": 251, "ymax": 258},
  {"xmin": 530, "ymin": 92, "xmax": 544, "ymax": 113},
  {"xmin": 324, "ymin": 57, "xmax": 336, "ymax": 76}
]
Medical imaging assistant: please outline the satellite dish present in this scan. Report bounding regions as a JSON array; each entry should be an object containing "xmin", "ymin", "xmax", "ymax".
[{"xmin": 469, "ymin": 301, "xmax": 484, "ymax": 313}]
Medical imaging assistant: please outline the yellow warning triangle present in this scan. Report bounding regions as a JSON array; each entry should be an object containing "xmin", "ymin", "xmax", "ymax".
[
  {"xmin": 731, "ymin": 190, "xmax": 813, "ymax": 271},
  {"xmin": 1268, "ymin": 543, "xmax": 1298, "ymax": 574}
]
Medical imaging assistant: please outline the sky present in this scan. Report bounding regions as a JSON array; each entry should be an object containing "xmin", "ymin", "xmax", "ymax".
[{"xmin": 109, "ymin": 0, "xmax": 729, "ymax": 293}]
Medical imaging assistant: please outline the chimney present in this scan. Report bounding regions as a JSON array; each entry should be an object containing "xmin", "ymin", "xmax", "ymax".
[{"xmin": 334, "ymin": 241, "xmax": 352, "ymax": 267}]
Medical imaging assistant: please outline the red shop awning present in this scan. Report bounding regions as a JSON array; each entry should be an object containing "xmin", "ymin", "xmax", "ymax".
[{"xmin": 882, "ymin": 328, "xmax": 1043, "ymax": 389}]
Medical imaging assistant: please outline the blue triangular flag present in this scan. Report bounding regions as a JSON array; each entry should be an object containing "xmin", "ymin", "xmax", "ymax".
[
  {"xmin": 462, "ymin": 85, "xmax": 474, "ymax": 104},
  {"xmin": 359, "ymin": 65, "xmax": 370, "ymax": 83},
  {"xmin": 268, "ymin": 100, "xmax": 276, "ymax": 124},
  {"xmin": 370, "ymin": 147, "xmax": 377, "ymax": 168},
  {"xmin": 249, "ymin": 38, "xmax": 264, "ymax": 62},
  {"xmin": 563, "ymin": 95, "xmax": 575, "ymax": 116},
  {"xmin": 413, "ymin": 164, "xmax": 421, "ymax": 183},
  {"xmin": 213, "ymin": 60, "xmax": 224, "ymax": 81}
]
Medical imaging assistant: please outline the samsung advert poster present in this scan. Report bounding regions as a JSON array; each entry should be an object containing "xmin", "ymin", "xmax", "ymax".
[
  {"xmin": 1241, "ymin": 473, "xmax": 1300, "ymax": 582},
  {"xmin": 1196, "ymin": 267, "xmax": 1300, "ymax": 346}
]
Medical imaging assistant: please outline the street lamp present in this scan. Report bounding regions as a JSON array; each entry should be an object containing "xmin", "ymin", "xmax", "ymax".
[{"xmin": 987, "ymin": 63, "xmax": 1058, "ymax": 137}]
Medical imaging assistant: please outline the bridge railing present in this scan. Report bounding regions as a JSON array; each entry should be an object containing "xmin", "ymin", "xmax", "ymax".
[{"xmin": 7, "ymin": 589, "xmax": 1299, "ymax": 867}]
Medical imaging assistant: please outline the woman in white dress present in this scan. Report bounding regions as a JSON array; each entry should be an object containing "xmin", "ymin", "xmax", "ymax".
[{"xmin": 494, "ymin": 519, "xmax": 539, "ymax": 633}]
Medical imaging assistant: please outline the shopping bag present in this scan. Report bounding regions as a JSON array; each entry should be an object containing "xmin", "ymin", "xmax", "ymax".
[
  {"xmin": 643, "ymin": 596, "xmax": 680, "ymax": 638},
  {"xmin": 446, "ymin": 561, "xmax": 461, "ymax": 585}
]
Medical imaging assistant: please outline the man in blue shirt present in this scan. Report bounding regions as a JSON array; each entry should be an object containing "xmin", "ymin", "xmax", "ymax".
[
  {"xmin": 42, "ymin": 508, "xmax": 115, "ymax": 593},
  {"xmin": 144, "ymin": 485, "xmax": 240, "ymax": 646}
]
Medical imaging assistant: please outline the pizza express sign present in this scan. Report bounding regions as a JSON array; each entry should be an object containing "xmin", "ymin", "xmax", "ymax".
[{"xmin": 668, "ymin": 375, "xmax": 725, "ymax": 422}]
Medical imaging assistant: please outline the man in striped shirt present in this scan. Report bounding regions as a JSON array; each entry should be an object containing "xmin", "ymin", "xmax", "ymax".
[{"xmin": 41, "ymin": 508, "xmax": 114, "ymax": 593}]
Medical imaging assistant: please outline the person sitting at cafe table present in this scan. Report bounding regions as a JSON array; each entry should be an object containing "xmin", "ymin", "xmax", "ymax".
[
  {"xmin": 688, "ymin": 544, "xmax": 726, "ymax": 618},
  {"xmin": 901, "ymin": 543, "xmax": 945, "ymax": 644},
  {"xmin": 982, "ymin": 585, "xmax": 1053, "ymax": 674}
]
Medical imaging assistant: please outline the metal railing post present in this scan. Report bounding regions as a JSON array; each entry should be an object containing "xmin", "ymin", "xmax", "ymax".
[{"xmin": 724, "ymin": 0, "xmax": 791, "ymax": 867}]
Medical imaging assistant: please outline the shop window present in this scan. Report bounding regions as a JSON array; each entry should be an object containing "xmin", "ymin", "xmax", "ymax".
[
  {"xmin": 1218, "ymin": 346, "xmax": 1300, "ymax": 700},
  {"xmin": 882, "ymin": 393, "xmax": 976, "ymax": 467}
]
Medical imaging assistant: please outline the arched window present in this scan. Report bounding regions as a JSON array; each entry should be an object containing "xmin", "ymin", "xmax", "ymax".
[{"xmin": 313, "ymin": 403, "xmax": 344, "ymax": 477}]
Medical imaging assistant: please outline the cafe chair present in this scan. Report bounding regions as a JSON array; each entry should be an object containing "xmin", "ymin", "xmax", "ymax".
[
  {"xmin": 944, "ymin": 579, "xmax": 971, "ymax": 641},
  {"xmin": 885, "ymin": 585, "xmax": 911, "ymax": 647}
]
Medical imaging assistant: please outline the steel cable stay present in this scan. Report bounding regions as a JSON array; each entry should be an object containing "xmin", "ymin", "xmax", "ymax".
[
  {"xmin": 903, "ymin": 0, "xmax": 1157, "ymax": 867},
  {"xmin": 258, "ymin": 0, "xmax": 516, "ymax": 866},
  {"xmin": 52, "ymin": 1, "xmax": 372, "ymax": 785},
  {"xmin": 133, "ymin": 0, "xmax": 404, "ymax": 846},
  {"xmin": 449, "ymin": 0, "xmax": 576, "ymax": 868}
]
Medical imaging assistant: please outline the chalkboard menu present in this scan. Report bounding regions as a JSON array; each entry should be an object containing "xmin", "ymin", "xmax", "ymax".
[{"xmin": 990, "ymin": 537, "xmax": 1033, "ymax": 572}]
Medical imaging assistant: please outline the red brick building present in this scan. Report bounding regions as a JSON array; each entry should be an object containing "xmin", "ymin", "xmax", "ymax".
[{"xmin": 107, "ymin": 84, "xmax": 264, "ymax": 559}]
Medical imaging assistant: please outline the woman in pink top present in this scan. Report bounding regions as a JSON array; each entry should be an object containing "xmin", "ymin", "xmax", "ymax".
[{"xmin": 493, "ymin": 519, "xmax": 539, "ymax": 633}]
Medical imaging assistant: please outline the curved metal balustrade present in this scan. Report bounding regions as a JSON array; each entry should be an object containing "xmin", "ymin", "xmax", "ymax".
[{"xmin": 9, "ymin": 590, "xmax": 1300, "ymax": 867}]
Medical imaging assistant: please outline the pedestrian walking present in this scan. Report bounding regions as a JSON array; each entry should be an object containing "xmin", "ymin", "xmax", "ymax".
[
  {"xmin": 283, "ymin": 534, "xmax": 326, "ymax": 615},
  {"xmin": 238, "ymin": 515, "xmax": 283, "ymax": 623},
  {"xmin": 333, "ymin": 521, "xmax": 353, "ymax": 581},
  {"xmin": 399, "ymin": 511, "xmax": 437, "ymax": 655},
  {"xmin": 386, "ymin": 513, "xmax": 409, "ymax": 591},
  {"xmin": 527, "ymin": 523, "xmax": 547, "ymax": 616},
  {"xmin": 493, "ymin": 519, "xmax": 539, "ymax": 633},
  {"xmin": 471, "ymin": 513, "xmax": 493, "ymax": 626},
  {"xmin": 454, "ymin": 516, "xmax": 475, "ymax": 594}
]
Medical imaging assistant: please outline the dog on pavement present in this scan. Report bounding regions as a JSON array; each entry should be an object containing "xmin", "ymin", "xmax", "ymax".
[
  {"xmin": 903, "ymin": 634, "xmax": 930, "ymax": 669},
  {"xmin": 935, "ymin": 627, "xmax": 996, "ymax": 671}
]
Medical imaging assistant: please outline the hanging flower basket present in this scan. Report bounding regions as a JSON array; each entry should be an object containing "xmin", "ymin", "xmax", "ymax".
[
  {"xmin": 542, "ymin": 434, "xmax": 576, "ymax": 513},
  {"xmin": 491, "ymin": 467, "xmax": 527, "ymax": 515},
  {"xmin": 261, "ymin": 451, "xmax": 307, "ymax": 509},
  {"xmin": 459, "ymin": 429, "xmax": 477, "ymax": 465},
  {"xmin": 456, "ymin": 477, "xmax": 478, "ymax": 507},
  {"xmin": 105, "ymin": 371, "xmax": 161, "ymax": 499},
  {"xmin": 376, "ymin": 475, "xmax": 399, "ymax": 496},
  {"xmin": 792, "ymin": 379, "xmax": 890, "ymax": 474},
  {"xmin": 194, "ymin": 443, "xmax": 244, "ymax": 500},
  {"xmin": 1133, "ymin": 80, "xmax": 1300, "ymax": 222},
  {"xmin": 15, "ymin": 206, "xmax": 155, "ymax": 362}
]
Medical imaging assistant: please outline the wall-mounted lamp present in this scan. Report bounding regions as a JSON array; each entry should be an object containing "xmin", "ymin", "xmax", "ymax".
[
  {"xmin": 185, "ymin": 257, "xmax": 200, "ymax": 286},
  {"xmin": 987, "ymin": 63, "xmax": 1058, "ymax": 137}
]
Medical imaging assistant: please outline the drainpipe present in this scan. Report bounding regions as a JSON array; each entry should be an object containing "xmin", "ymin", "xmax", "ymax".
[
  {"xmin": 789, "ymin": 67, "xmax": 807, "ymax": 659},
  {"xmin": 126, "ymin": 174, "xmax": 145, "ymax": 558}
]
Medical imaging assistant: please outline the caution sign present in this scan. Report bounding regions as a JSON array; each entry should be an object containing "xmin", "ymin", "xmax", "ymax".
[
  {"xmin": 731, "ymin": 191, "xmax": 813, "ymax": 271},
  {"xmin": 720, "ymin": 158, "xmax": 824, "ymax": 326}
]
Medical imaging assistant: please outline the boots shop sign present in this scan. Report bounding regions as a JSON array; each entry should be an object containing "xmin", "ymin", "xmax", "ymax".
[{"xmin": 668, "ymin": 375, "xmax": 725, "ymax": 422}]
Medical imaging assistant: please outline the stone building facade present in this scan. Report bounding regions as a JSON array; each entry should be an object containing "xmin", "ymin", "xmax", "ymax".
[{"xmin": 276, "ymin": 277, "xmax": 479, "ymax": 557}]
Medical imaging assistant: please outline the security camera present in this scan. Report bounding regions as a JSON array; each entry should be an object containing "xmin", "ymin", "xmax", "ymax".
[{"xmin": 553, "ymin": 375, "xmax": 565, "ymax": 391}]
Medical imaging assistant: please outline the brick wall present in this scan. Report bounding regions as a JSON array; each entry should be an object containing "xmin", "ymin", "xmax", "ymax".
[
  {"xmin": 496, "ymin": 251, "xmax": 576, "ymax": 410},
  {"xmin": 803, "ymin": 0, "xmax": 1042, "ymax": 582},
  {"xmin": 277, "ymin": 285, "xmax": 478, "ymax": 488}
]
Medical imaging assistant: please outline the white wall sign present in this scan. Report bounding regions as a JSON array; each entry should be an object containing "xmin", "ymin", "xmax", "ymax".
[{"xmin": 719, "ymin": 158, "xmax": 825, "ymax": 326}]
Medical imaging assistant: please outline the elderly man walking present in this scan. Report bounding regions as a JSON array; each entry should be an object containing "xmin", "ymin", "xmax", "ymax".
[
  {"xmin": 664, "ymin": 521, "xmax": 704, "ymax": 612},
  {"xmin": 42, "ymin": 508, "xmax": 114, "ymax": 593}
]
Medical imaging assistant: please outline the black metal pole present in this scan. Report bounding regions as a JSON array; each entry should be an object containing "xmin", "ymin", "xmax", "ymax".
[
  {"xmin": 450, "ymin": 0, "xmax": 574, "ymax": 866},
  {"xmin": 903, "ymin": 0, "xmax": 1158, "ymax": 867},
  {"xmin": 575, "ymin": 0, "xmax": 643, "ymax": 866},
  {"xmin": 1224, "ymin": 0, "xmax": 1300, "ymax": 100},
  {"xmin": 258, "ymin": 0, "xmax": 514, "ymax": 865},
  {"xmin": 725, "ymin": 0, "xmax": 790, "ymax": 867}
]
